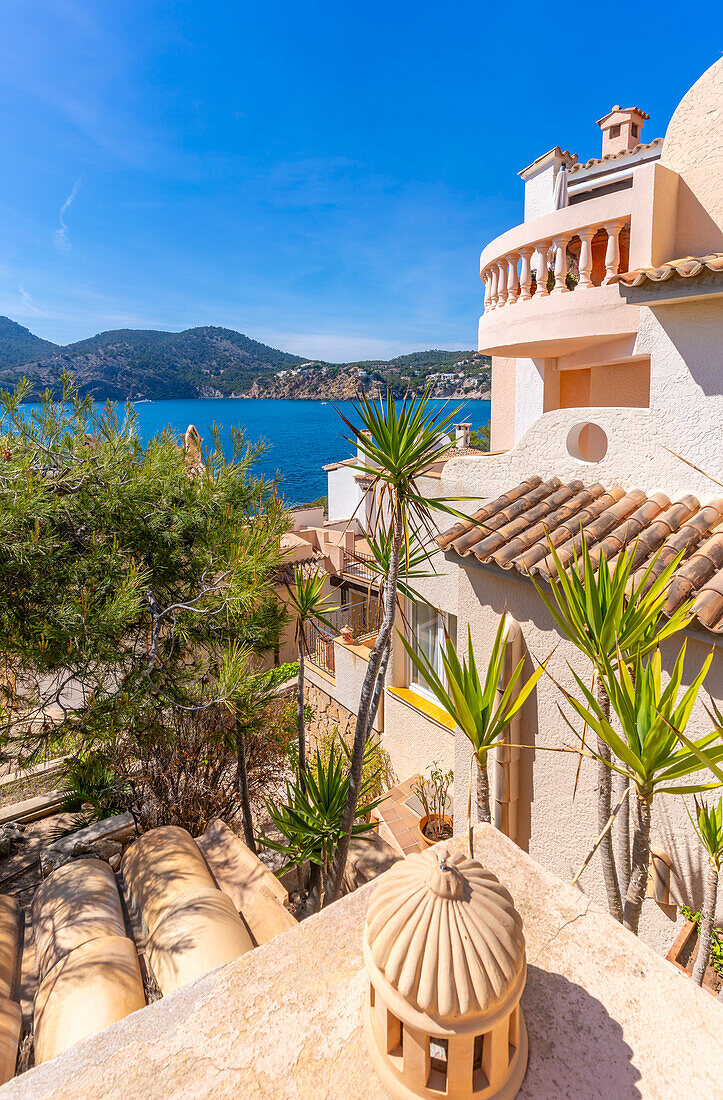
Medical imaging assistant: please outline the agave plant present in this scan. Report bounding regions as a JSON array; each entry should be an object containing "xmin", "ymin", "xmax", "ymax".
[
  {"xmin": 323, "ymin": 387, "xmax": 469, "ymax": 906},
  {"xmin": 260, "ymin": 739, "xmax": 383, "ymax": 910},
  {"xmin": 531, "ymin": 536, "xmax": 692, "ymax": 920},
  {"xmin": 686, "ymin": 793, "xmax": 723, "ymax": 987},
  {"xmin": 285, "ymin": 566, "xmax": 338, "ymax": 778},
  {"xmin": 401, "ymin": 617, "xmax": 545, "ymax": 828},
  {"xmin": 562, "ymin": 643, "xmax": 723, "ymax": 934}
]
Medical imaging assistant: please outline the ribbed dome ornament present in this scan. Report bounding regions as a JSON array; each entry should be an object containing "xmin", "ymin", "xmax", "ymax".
[{"xmin": 363, "ymin": 847, "xmax": 528, "ymax": 1100}]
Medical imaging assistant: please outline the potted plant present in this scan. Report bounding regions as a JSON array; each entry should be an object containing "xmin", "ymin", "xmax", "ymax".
[
  {"xmin": 667, "ymin": 905, "xmax": 723, "ymax": 999},
  {"xmin": 414, "ymin": 763, "xmax": 453, "ymax": 847}
]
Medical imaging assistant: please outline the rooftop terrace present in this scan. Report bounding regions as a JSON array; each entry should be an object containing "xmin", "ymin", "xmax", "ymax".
[{"xmin": 5, "ymin": 825, "xmax": 721, "ymax": 1098}]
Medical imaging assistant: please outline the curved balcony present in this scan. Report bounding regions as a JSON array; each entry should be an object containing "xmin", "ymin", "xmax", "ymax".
[{"xmin": 478, "ymin": 190, "xmax": 639, "ymax": 358}]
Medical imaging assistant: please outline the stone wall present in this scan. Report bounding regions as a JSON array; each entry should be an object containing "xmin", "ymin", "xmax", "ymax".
[{"xmin": 304, "ymin": 680, "xmax": 357, "ymax": 741}]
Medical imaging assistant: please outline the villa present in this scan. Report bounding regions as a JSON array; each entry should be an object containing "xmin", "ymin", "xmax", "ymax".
[
  {"xmin": 0, "ymin": 56, "xmax": 721, "ymax": 1100},
  {"xmin": 299, "ymin": 57, "xmax": 723, "ymax": 953}
]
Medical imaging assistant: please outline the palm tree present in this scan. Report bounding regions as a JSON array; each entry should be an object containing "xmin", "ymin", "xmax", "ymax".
[
  {"xmin": 563, "ymin": 643, "xmax": 722, "ymax": 934},
  {"xmin": 401, "ymin": 618, "xmax": 545, "ymax": 832},
  {"xmin": 322, "ymin": 388, "xmax": 467, "ymax": 906},
  {"xmin": 531, "ymin": 537, "xmax": 692, "ymax": 921},
  {"xmin": 687, "ymin": 793, "xmax": 723, "ymax": 986},
  {"xmin": 285, "ymin": 566, "xmax": 338, "ymax": 778}
]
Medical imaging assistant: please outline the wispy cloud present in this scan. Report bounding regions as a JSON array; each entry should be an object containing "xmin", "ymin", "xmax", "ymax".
[
  {"xmin": 52, "ymin": 176, "xmax": 82, "ymax": 250},
  {"xmin": 18, "ymin": 285, "xmax": 46, "ymax": 315}
]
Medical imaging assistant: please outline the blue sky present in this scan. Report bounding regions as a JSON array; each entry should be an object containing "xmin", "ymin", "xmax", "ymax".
[{"xmin": 0, "ymin": 2, "xmax": 719, "ymax": 361}]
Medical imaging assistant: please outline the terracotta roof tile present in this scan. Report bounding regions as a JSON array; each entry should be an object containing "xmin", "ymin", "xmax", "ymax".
[
  {"xmin": 437, "ymin": 478, "xmax": 723, "ymax": 636},
  {"xmin": 613, "ymin": 254, "xmax": 723, "ymax": 287},
  {"xmin": 568, "ymin": 137, "xmax": 662, "ymax": 173}
]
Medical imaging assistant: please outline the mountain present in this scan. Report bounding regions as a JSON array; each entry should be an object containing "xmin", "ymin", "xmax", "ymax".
[
  {"xmin": 0, "ymin": 317, "xmax": 59, "ymax": 369},
  {"xmin": 0, "ymin": 318, "xmax": 490, "ymax": 401}
]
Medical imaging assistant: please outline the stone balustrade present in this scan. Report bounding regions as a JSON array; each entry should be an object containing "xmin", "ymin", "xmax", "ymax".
[{"xmin": 482, "ymin": 217, "xmax": 630, "ymax": 312}]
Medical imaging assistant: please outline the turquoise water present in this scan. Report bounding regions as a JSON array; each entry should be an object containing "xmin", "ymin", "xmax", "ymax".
[
  {"xmin": 21, "ymin": 397, "xmax": 490, "ymax": 506},
  {"xmin": 129, "ymin": 398, "xmax": 491, "ymax": 505}
]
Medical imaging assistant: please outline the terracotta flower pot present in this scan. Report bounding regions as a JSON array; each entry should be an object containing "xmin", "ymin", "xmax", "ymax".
[
  {"xmin": 417, "ymin": 814, "xmax": 453, "ymax": 849},
  {"xmin": 666, "ymin": 919, "xmax": 721, "ymax": 998}
]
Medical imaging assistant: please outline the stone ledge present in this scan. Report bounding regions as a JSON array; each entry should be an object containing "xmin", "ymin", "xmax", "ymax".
[{"xmin": 3, "ymin": 825, "xmax": 721, "ymax": 1098}]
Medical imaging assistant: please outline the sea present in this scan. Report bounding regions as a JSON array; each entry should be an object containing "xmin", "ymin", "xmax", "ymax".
[{"xmin": 128, "ymin": 398, "xmax": 491, "ymax": 506}]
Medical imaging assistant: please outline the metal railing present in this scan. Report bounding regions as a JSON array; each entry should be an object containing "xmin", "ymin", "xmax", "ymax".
[
  {"xmin": 343, "ymin": 549, "xmax": 379, "ymax": 585},
  {"xmin": 303, "ymin": 598, "xmax": 381, "ymax": 677}
]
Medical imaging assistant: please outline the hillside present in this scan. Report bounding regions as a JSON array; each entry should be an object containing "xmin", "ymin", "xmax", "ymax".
[
  {"xmin": 0, "ymin": 317, "xmax": 59, "ymax": 369},
  {"xmin": 0, "ymin": 318, "xmax": 490, "ymax": 401}
]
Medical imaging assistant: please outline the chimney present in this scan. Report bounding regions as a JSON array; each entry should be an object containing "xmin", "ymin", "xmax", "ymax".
[
  {"xmin": 455, "ymin": 422, "xmax": 471, "ymax": 449},
  {"xmin": 596, "ymin": 105, "xmax": 649, "ymax": 157}
]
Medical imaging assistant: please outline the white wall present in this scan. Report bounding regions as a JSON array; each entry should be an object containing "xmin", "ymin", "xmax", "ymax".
[{"xmin": 327, "ymin": 464, "xmax": 362, "ymax": 524}]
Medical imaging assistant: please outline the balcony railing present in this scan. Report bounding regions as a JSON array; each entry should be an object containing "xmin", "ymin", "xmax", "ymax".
[
  {"xmin": 303, "ymin": 597, "xmax": 381, "ymax": 676},
  {"xmin": 343, "ymin": 549, "xmax": 379, "ymax": 584},
  {"xmin": 481, "ymin": 218, "xmax": 631, "ymax": 312}
]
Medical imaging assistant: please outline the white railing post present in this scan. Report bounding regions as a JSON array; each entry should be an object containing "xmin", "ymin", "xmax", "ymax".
[
  {"xmin": 552, "ymin": 234, "xmax": 571, "ymax": 294},
  {"xmin": 488, "ymin": 264, "xmax": 498, "ymax": 309},
  {"xmin": 604, "ymin": 220, "xmax": 624, "ymax": 282},
  {"xmin": 578, "ymin": 227, "xmax": 595, "ymax": 288},
  {"xmin": 519, "ymin": 246, "xmax": 534, "ymax": 301},
  {"xmin": 496, "ymin": 259, "xmax": 508, "ymax": 306},
  {"xmin": 533, "ymin": 240, "xmax": 550, "ymax": 297},
  {"xmin": 506, "ymin": 253, "xmax": 519, "ymax": 305}
]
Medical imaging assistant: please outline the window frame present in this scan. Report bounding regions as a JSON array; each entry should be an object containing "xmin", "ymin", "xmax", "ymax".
[{"xmin": 407, "ymin": 601, "xmax": 457, "ymax": 706}]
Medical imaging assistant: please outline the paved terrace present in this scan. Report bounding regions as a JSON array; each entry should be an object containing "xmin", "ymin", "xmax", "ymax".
[{"xmin": 3, "ymin": 825, "xmax": 721, "ymax": 1098}]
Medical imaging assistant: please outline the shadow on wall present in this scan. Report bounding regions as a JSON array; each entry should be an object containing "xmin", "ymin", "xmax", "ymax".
[
  {"xmin": 653, "ymin": 295, "xmax": 723, "ymax": 399},
  {"xmin": 522, "ymin": 966, "xmax": 642, "ymax": 1099}
]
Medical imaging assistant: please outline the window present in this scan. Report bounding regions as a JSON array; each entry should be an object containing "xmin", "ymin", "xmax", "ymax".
[
  {"xmin": 631, "ymin": 123, "xmax": 639, "ymax": 139},
  {"xmin": 609, "ymin": 123, "xmax": 620, "ymax": 139},
  {"xmin": 409, "ymin": 604, "xmax": 457, "ymax": 699}
]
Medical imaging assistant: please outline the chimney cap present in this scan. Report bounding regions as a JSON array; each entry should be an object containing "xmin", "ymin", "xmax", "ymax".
[
  {"xmin": 596, "ymin": 105, "xmax": 650, "ymax": 128},
  {"xmin": 364, "ymin": 847, "xmax": 525, "ymax": 1026}
]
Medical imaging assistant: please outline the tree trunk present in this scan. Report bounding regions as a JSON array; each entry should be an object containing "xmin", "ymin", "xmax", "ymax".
[
  {"xmin": 236, "ymin": 727, "xmax": 257, "ymax": 854},
  {"xmin": 323, "ymin": 507, "xmax": 403, "ymax": 907},
  {"xmin": 614, "ymin": 772, "xmax": 631, "ymax": 897},
  {"xmin": 476, "ymin": 757, "xmax": 491, "ymax": 824},
  {"xmin": 305, "ymin": 861, "xmax": 323, "ymax": 915},
  {"xmin": 692, "ymin": 861, "xmax": 718, "ymax": 986},
  {"xmin": 297, "ymin": 640, "xmax": 306, "ymax": 778},
  {"xmin": 595, "ymin": 675, "xmax": 623, "ymax": 923},
  {"xmin": 623, "ymin": 791, "xmax": 651, "ymax": 935}
]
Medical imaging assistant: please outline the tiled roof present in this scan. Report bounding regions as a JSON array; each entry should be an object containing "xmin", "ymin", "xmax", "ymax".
[
  {"xmin": 612, "ymin": 253, "xmax": 723, "ymax": 286},
  {"xmin": 568, "ymin": 138, "xmax": 662, "ymax": 173},
  {"xmin": 438, "ymin": 475, "xmax": 723, "ymax": 635}
]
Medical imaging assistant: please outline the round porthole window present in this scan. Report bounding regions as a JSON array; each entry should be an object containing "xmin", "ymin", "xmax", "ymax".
[{"xmin": 566, "ymin": 422, "xmax": 608, "ymax": 463}]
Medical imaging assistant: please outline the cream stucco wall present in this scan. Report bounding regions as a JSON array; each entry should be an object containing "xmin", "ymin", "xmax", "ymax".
[
  {"xmin": 449, "ymin": 560, "xmax": 723, "ymax": 955},
  {"xmin": 660, "ymin": 56, "xmax": 723, "ymax": 257}
]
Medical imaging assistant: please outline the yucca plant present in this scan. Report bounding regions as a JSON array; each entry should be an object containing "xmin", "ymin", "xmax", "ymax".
[
  {"xmin": 531, "ymin": 536, "xmax": 692, "ymax": 920},
  {"xmin": 260, "ymin": 739, "xmax": 383, "ymax": 911},
  {"xmin": 562, "ymin": 643, "xmax": 722, "ymax": 934},
  {"xmin": 402, "ymin": 618, "xmax": 545, "ymax": 828},
  {"xmin": 323, "ymin": 388, "xmax": 469, "ymax": 906},
  {"xmin": 285, "ymin": 566, "xmax": 338, "ymax": 778},
  {"xmin": 686, "ymin": 793, "xmax": 723, "ymax": 987}
]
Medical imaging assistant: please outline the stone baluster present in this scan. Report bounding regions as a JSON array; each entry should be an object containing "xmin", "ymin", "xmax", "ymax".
[
  {"xmin": 578, "ymin": 227, "xmax": 595, "ymax": 288},
  {"xmin": 506, "ymin": 254, "xmax": 519, "ymax": 304},
  {"xmin": 496, "ymin": 259, "xmax": 508, "ymax": 307},
  {"xmin": 552, "ymin": 234, "xmax": 571, "ymax": 293},
  {"xmin": 533, "ymin": 240, "xmax": 550, "ymax": 296},
  {"xmin": 604, "ymin": 221, "xmax": 624, "ymax": 282},
  {"xmin": 482, "ymin": 269, "xmax": 491, "ymax": 312},
  {"xmin": 488, "ymin": 264, "xmax": 498, "ymax": 309},
  {"xmin": 519, "ymin": 246, "xmax": 534, "ymax": 300}
]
